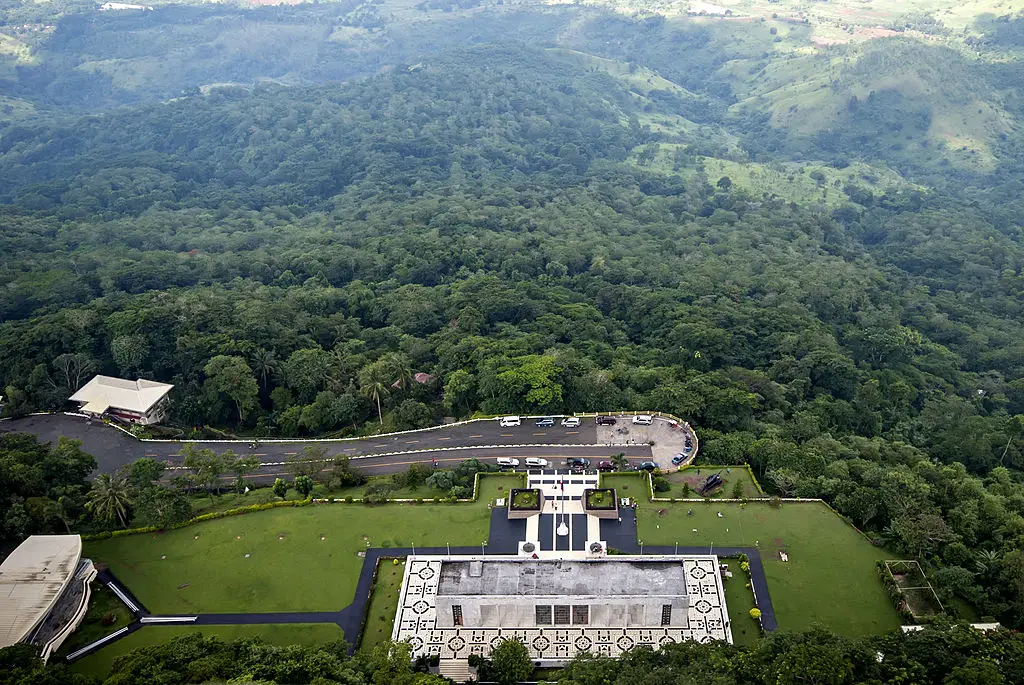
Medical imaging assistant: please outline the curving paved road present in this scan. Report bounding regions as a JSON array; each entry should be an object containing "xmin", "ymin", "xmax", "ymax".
[{"xmin": 1, "ymin": 414, "xmax": 666, "ymax": 479}]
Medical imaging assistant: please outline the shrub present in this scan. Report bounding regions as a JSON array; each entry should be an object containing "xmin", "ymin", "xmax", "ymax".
[
  {"xmin": 749, "ymin": 608, "xmax": 761, "ymax": 620},
  {"xmin": 768, "ymin": 496, "xmax": 782, "ymax": 509},
  {"xmin": 652, "ymin": 476, "xmax": 671, "ymax": 492}
]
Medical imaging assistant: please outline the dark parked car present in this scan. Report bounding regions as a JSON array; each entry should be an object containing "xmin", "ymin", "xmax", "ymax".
[
  {"xmin": 567, "ymin": 457, "xmax": 591, "ymax": 468},
  {"xmin": 637, "ymin": 461, "xmax": 658, "ymax": 472},
  {"xmin": 671, "ymin": 453, "xmax": 687, "ymax": 466},
  {"xmin": 535, "ymin": 417, "xmax": 555, "ymax": 427},
  {"xmin": 596, "ymin": 416, "xmax": 617, "ymax": 426},
  {"xmin": 597, "ymin": 460, "xmax": 615, "ymax": 472}
]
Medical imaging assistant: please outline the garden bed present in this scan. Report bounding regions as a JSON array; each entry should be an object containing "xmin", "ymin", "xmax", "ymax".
[
  {"xmin": 583, "ymin": 488, "xmax": 618, "ymax": 518},
  {"xmin": 508, "ymin": 488, "xmax": 542, "ymax": 519}
]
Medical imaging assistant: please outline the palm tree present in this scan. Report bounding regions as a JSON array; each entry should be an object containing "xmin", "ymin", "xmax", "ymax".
[
  {"xmin": 611, "ymin": 452, "xmax": 628, "ymax": 470},
  {"xmin": 86, "ymin": 474, "xmax": 134, "ymax": 528},
  {"xmin": 250, "ymin": 348, "xmax": 278, "ymax": 391},
  {"xmin": 359, "ymin": 360, "xmax": 391, "ymax": 425},
  {"xmin": 383, "ymin": 352, "xmax": 415, "ymax": 392},
  {"xmin": 974, "ymin": 549, "xmax": 1000, "ymax": 575}
]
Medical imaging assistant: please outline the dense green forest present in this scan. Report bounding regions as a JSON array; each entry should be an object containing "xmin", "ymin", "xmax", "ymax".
[
  {"xmin": 2, "ymin": 0, "xmax": 1024, "ymax": 651},
  {"xmin": 3, "ymin": 622, "xmax": 1023, "ymax": 685}
]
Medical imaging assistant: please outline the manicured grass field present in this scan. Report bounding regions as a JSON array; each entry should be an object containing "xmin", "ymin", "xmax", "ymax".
[
  {"xmin": 633, "ymin": 487, "xmax": 899, "ymax": 637},
  {"xmin": 359, "ymin": 558, "xmax": 406, "ymax": 653},
  {"xmin": 720, "ymin": 559, "xmax": 760, "ymax": 647},
  {"xmin": 87, "ymin": 475, "xmax": 520, "ymax": 615},
  {"xmin": 600, "ymin": 473, "xmax": 649, "ymax": 498},
  {"xmin": 665, "ymin": 466, "xmax": 762, "ymax": 499},
  {"xmin": 70, "ymin": 623, "xmax": 343, "ymax": 680}
]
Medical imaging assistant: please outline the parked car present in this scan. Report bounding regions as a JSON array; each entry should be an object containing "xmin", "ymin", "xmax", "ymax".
[
  {"xmin": 525, "ymin": 457, "xmax": 548, "ymax": 468},
  {"xmin": 632, "ymin": 414, "xmax": 653, "ymax": 426},
  {"xmin": 671, "ymin": 453, "xmax": 688, "ymax": 466},
  {"xmin": 597, "ymin": 460, "xmax": 615, "ymax": 472},
  {"xmin": 496, "ymin": 457, "xmax": 520, "ymax": 467},
  {"xmin": 596, "ymin": 416, "xmax": 617, "ymax": 426},
  {"xmin": 535, "ymin": 417, "xmax": 555, "ymax": 427},
  {"xmin": 567, "ymin": 457, "xmax": 591, "ymax": 468},
  {"xmin": 637, "ymin": 461, "xmax": 658, "ymax": 472},
  {"xmin": 498, "ymin": 416, "xmax": 521, "ymax": 427},
  {"xmin": 561, "ymin": 416, "xmax": 581, "ymax": 427}
]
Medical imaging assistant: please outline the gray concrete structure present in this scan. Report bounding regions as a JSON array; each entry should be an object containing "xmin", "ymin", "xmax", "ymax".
[
  {"xmin": 435, "ymin": 559, "xmax": 689, "ymax": 628},
  {"xmin": 393, "ymin": 555, "xmax": 730, "ymax": 670}
]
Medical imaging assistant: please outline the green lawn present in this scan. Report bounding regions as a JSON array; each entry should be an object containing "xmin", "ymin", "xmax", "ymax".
[
  {"xmin": 635, "ymin": 490, "xmax": 899, "ymax": 637},
  {"xmin": 55, "ymin": 585, "xmax": 134, "ymax": 659},
  {"xmin": 665, "ymin": 466, "xmax": 762, "ymax": 499},
  {"xmin": 69, "ymin": 623, "xmax": 343, "ymax": 680},
  {"xmin": 600, "ymin": 473, "xmax": 649, "ymax": 498},
  {"xmin": 721, "ymin": 560, "xmax": 760, "ymax": 648},
  {"xmin": 86, "ymin": 475, "xmax": 520, "ymax": 615},
  {"xmin": 359, "ymin": 558, "xmax": 406, "ymax": 653}
]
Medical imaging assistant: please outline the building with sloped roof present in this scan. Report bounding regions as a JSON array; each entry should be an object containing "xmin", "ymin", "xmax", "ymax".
[{"xmin": 69, "ymin": 375, "xmax": 173, "ymax": 425}]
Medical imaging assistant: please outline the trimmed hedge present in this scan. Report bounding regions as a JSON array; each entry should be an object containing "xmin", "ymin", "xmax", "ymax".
[{"xmin": 82, "ymin": 499, "xmax": 313, "ymax": 541}]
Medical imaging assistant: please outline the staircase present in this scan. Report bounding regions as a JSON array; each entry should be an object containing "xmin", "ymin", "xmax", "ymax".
[{"xmin": 438, "ymin": 659, "xmax": 475, "ymax": 683}]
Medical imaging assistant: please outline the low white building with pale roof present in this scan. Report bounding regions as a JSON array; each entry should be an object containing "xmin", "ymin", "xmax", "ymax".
[
  {"xmin": 0, "ymin": 535, "xmax": 96, "ymax": 661},
  {"xmin": 69, "ymin": 375, "xmax": 173, "ymax": 425}
]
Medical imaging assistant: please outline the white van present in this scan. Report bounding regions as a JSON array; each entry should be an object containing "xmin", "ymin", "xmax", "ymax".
[
  {"xmin": 498, "ymin": 416, "xmax": 521, "ymax": 427},
  {"xmin": 632, "ymin": 414, "xmax": 653, "ymax": 426}
]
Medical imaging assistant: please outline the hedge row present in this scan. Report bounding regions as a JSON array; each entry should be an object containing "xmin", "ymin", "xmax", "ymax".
[{"xmin": 82, "ymin": 499, "xmax": 313, "ymax": 541}]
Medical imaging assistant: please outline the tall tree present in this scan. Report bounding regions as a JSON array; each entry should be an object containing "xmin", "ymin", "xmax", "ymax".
[
  {"xmin": 203, "ymin": 355, "xmax": 259, "ymax": 424},
  {"xmin": 489, "ymin": 638, "xmax": 533, "ymax": 685},
  {"xmin": 359, "ymin": 360, "xmax": 392, "ymax": 425},
  {"xmin": 86, "ymin": 473, "xmax": 133, "ymax": 528},
  {"xmin": 250, "ymin": 347, "xmax": 279, "ymax": 391}
]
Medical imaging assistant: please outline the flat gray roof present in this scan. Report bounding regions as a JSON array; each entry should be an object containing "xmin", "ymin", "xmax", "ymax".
[{"xmin": 437, "ymin": 559, "xmax": 689, "ymax": 597}]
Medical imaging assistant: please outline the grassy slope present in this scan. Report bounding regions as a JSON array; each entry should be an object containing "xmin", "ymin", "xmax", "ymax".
[
  {"xmin": 87, "ymin": 474, "xmax": 519, "ymax": 614},
  {"xmin": 70, "ymin": 623, "xmax": 344, "ymax": 680}
]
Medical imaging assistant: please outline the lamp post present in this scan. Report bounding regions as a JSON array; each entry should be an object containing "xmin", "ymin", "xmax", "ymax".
[
  {"xmin": 481, "ymin": 540, "xmax": 487, "ymax": 556},
  {"xmin": 675, "ymin": 541, "xmax": 678, "ymax": 555},
  {"xmin": 639, "ymin": 540, "xmax": 644, "ymax": 555},
  {"xmin": 446, "ymin": 542, "xmax": 450, "ymax": 558}
]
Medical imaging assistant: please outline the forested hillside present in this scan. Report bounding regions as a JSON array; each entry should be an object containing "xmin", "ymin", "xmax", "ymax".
[{"xmin": 2, "ymin": 0, "xmax": 1024, "ymax": 630}]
